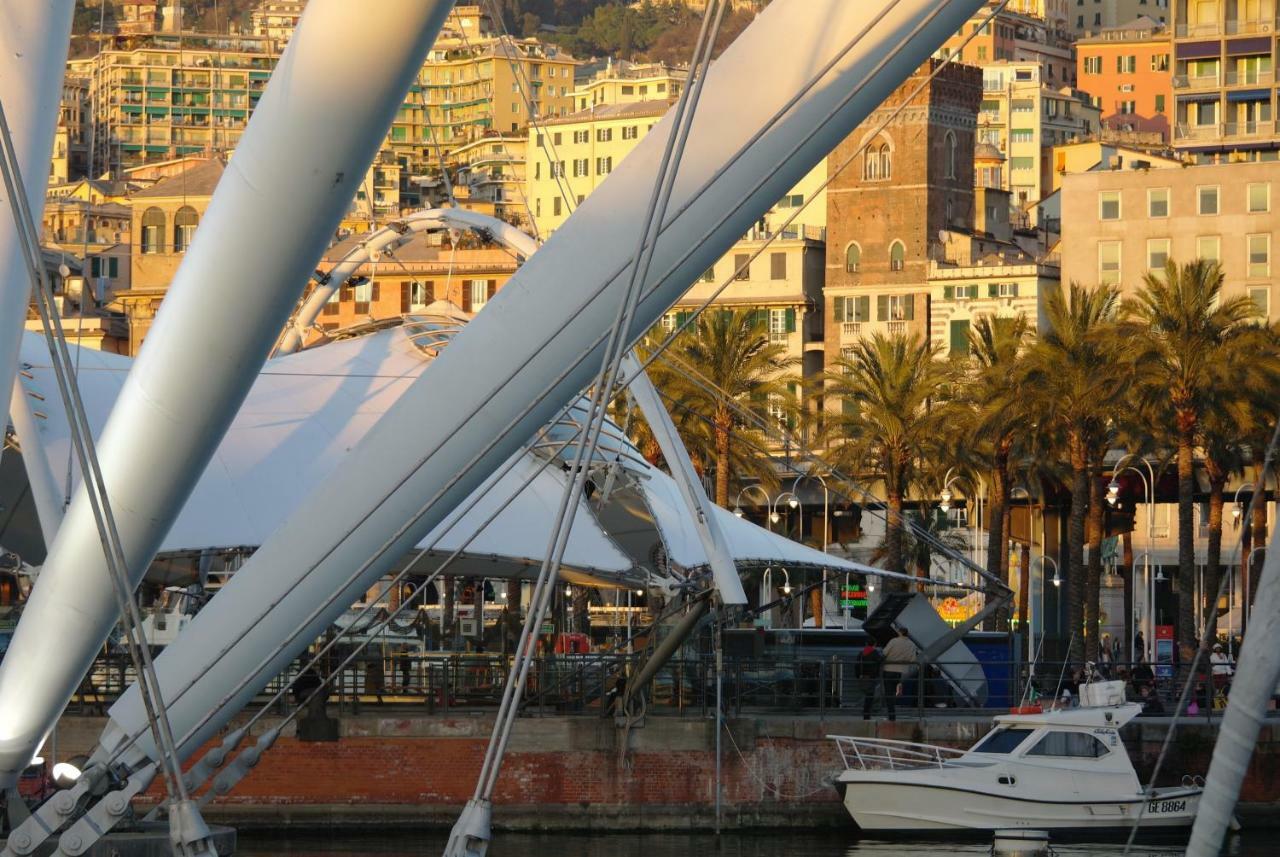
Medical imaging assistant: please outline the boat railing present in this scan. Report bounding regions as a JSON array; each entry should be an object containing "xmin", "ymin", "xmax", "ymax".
[{"xmin": 828, "ymin": 735, "xmax": 971, "ymax": 772}]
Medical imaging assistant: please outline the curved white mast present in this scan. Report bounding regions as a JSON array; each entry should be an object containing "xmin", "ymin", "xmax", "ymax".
[
  {"xmin": 0, "ymin": 0, "xmax": 458, "ymax": 785},
  {"xmin": 95, "ymin": 0, "xmax": 984, "ymax": 771},
  {"xmin": 276, "ymin": 208, "xmax": 539, "ymax": 355},
  {"xmin": 0, "ymin": 1, "xmax": 75, "ymax": 465}
]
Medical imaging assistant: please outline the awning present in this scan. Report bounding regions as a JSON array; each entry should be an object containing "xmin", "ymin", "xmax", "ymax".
[
  {"xmin": 1177, "ymin": 41, "xmax": 1223, "ymax": 59},
  {"xmin": 1226, "ymin": 36, "xmax": 1272, "ymax": 56},
  {"xmin": 1227, "ymin": 88, "xmax": 1271, "ymax": 102},
  {"xmin": 1179, "ymin": 91, "xmax": 1222, "ymax": 102}
]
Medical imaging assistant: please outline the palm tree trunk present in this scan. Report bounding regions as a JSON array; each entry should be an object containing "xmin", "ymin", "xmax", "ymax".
[
  {"xmin": 1085, "ymin": 459, "xmax": 1105, "ymax": 663},
  {"xmin": 886, "ymin": 490, "xmax": 907, "ymax": 588},
  {"xmin": 986, "ymin": 462, "xmax": 1008, "ymax": 584},
  {"xmin": 1122, "ymin": 530, "xmax": 1134, "ymax": 666},
  {"xmin": 714, "ymin": 406, "xmax": 732, "ymax": 508},
  {"xmin": 1067, "ymin": 437, "xmax": 1088, "ymax": 664},
  {"xmin": 1176, "ymin": 426, "xmax": 1197, "ymax": 664},
  {"xmin": 1203, "ymin": 473, "xmax": 1226, "ymax": 644}
]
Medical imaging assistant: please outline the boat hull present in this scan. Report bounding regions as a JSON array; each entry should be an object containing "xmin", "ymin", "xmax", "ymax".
[{"xmin": 837, "ymin": 779, "xmax": 1200, "ymax": 832}]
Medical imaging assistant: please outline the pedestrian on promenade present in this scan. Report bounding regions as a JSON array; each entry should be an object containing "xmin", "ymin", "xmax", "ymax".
[
  {"xmin": 882, "ymin": 625, "xmax": 918, "ymax": 708},
  {"xmin": 856, "ymin": 641, "xmax": 892, "ymax": 721}
]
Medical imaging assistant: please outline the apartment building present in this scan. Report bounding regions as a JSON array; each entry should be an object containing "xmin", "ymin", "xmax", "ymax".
[
  {"xmin": 825, "ymin": 59, "xmax": 983, "ymax": 367},
  {"xmin": 976, "ymin": 61, "xmax": 1101, "ymax": 216},
  {"xmin": 1170, "ymin": 0, "xmax": 1280, "ymax": 160},
  {"xmin": 71, "ymin": 34, "xmax": 278, "ymax": 176},
  {"xmin": 1069, "ymin": 0, "xmax": 1170, "ymax": 36},
  {"xmin": 938, "ymin": 5, "xmax": 1076, "ymax": 87},
  {"xmin": 1060, "ymin": 159, "xmax": 1280, "ymax": 320},
  {"xmin": 445, "ymin": 134, "xmax": 529, "ymax": 226},
  {"xmin": 1076, "ymin": 17, "xmax": 1174, "ymax": 140},
  {"xmin": 571, "ymin": 61, "xmax": 686, "ymax": 112},
  {"xmin": 52, "ymin": 77, "xmax": 89, "ymax": 185},
  {"xmin": 249, "ymin": 0, "xmax": 307, "ymax": 49}
]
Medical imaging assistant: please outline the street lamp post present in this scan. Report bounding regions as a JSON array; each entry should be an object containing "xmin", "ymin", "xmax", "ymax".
[
  {"xmin": 792, "ymin": 473, "xmax": 830, "ymax": 626},
  {"xmin": 1031, "ymin": 554, "xmax": 1060, "ymax": 669},
  {"xmin": 733, "ymin": 484, "xmax": 772, "ymax": 527},
  {"xmin": 1108, "ymin": 453, "xmax": 1157, "ymax": 661},
  {"xmin": 1233, "ymin": 482, "xmax": 1254, "ymax": 627}
]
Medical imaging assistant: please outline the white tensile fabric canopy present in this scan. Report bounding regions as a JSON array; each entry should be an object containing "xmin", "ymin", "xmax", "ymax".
[{"xmin": 14, "ymin": 319, "xmax": 882, "ymax": 588}]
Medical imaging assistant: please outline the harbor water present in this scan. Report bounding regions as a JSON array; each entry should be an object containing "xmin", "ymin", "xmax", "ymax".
[{"xmin": 237, "ymin": 829, "xmax": 1274, "ymax": 856}]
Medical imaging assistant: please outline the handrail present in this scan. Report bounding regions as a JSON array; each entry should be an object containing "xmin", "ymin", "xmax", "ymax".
[{"xmin": 828, "ymin": 734, "xmax": 970, "ymax": 771}]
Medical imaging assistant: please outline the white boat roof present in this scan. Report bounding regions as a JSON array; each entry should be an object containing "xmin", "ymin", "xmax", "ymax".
[{"xmin": 993, "ymin": 702, "xmax": 1143, "ymax": 730}]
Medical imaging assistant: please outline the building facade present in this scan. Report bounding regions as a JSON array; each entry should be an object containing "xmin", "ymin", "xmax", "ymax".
[
  {"xmin": 250, "ymin": 0, "xmax": 307, "ymax": 50},
  {"xmin": 824, "ymin": 60, "xmax": 983, "ymax": 369},
  {"xmin": 1069, "ymin": 0, "xmax": 1170, "ymax": 36},
  {"xmin": 571, "ymin": 61, "xmax": 686, "ymax": 112},
  {"xmin": 938, "ymin": 5, "xmax": 1077, "ymax": 87},
  {"xmin": 445, "ymin": 134, "xmax": 529, "ymax": 227},
  {"xmin": 1060, "ymin": 159, "xmax": 1280, "ymax": 320},
  {"xmin": 1170, "ymin": 0, "xmax": 1280, "ymax": 160},
  {"xmin": 1076, "ymin": 18, "xmax": 1174, "ymax": 140},
  {"xmin": 976, "ymin": 61, "xmax": 1101, "ymax": 217}
]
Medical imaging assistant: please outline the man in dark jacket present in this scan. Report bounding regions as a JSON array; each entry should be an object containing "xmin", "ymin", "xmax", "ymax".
[{"xmin": 857, "ymin": 642, "xmax": 894, "ymax": 721}]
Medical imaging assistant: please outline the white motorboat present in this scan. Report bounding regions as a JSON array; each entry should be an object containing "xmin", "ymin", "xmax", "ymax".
[{"xmin": 830, "ymin": 682, "xmax": 1202, "ymax": 833}]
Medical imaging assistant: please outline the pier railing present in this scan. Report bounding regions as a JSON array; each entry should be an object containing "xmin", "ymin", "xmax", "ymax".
[{"xmin": 60, "ymin": 647, "xmax": 1246, "ymax": 721}]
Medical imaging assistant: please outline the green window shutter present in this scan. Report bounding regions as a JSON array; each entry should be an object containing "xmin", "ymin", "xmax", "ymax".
[
  {"xmin": 833, "ymin": 297, "xmax": 845, "ymax": 322},
  {"xmin": 949, "ymin": 319, "xmax": 971, "ymax": 355},
  {"xmin": 109, "ymin": 257, "xmax": 118, "ymax": 277},
  {"xmin": 943, "ymin": 285, "xmax": 954, "ymax": 300},
  {"xmin": 785, "ymin": 307, "xmax": 796, "ymax": 333},
  {"xmin": 675, "ymin": 311, "xmax": 691, "ymax": 327},
  {"xmin": 904, "ymin": 295, "xmax": 916, "ymax": 321},
  {"xmin": 988, "ymin": 283, "xmax": 999, "ymax": 298},
  {"xmin": 855, "ymin": 296, "xmax": 870, "ymax": 322},
  {"xmin": 91, "ymin": 257, "xmax": 100, "ymax": 278},
  {"xmin": 877, "ymin": 294, "xmax": 889, "ymax": 321},
  {"xmin": 1008, "ymin": 283, "xmax": 1019, "ymax": 297}
]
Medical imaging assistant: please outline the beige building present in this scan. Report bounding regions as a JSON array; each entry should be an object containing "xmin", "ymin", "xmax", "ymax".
[
  {"xmin": 572, "ymin": 61, "xmax": 686, "ymax": 112},
  {"xmin": 250, "ymin": 0, "xmax": 307, "ymax": 49},
  {"xmin": 1060, "ymin": 159, "xmax": 1280, "ymax": 320},
  {"xmin": 976, "ymin": 61, "xmax": 1101, "ymax": 217},
  {"xmin": 70, "ymin": 35, "xmax": 277, "ymax": 176},
  {"xmin": 1069, "ymin": 0, "xmax": 1170, "ymax": 36},
  {"xmin": 52, "ymin": 77, "xmax": 89, "ymax": 186},
  {"xmin": 444, "ymin": 134, "xmax": 529, "ymax": 227}
]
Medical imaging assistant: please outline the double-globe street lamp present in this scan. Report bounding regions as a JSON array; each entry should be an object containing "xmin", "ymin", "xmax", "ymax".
[{"xmin": 1107, "ymin": 452, "xmax": 1157, "ymax": 661}]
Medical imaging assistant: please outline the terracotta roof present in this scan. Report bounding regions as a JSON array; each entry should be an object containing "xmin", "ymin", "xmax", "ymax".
[{"xmin": 130, "ymin": 158, "xmax": 226, "ymax": 200}]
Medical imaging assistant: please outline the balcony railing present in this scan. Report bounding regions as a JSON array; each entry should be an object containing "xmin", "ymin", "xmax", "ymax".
[
  {"xmin": 1175, "ymin": 22, "xmax": 1221, "ymax": 37},
  {"xmin": 1173, "ymin": 72, "xmax": 1221, "ymax": 90},
  {"xmin": 1224, "ymin": 120, "xmax": 1277, "ymax": 138},
  {"xmin": 1224, "ymin": 69, "xmax": 1275, "ymax": 86},
  {"xmin": 1225, "ymin": 18, "xmax": 1278, "ymax": 35},
  {"xmin": 1175, "ymin": 123, "xmax": 1225, "ymax": 142},
  {"xmin": 886, "ymin": 320, "xmax": 907, "ymax": 336},
  {"xmin": 841, "ymin": 321, "xmax": 862, "ymax": 338}
]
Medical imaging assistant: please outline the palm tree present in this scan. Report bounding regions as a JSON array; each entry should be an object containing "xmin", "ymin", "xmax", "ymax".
[
  {"xmin": 1126, "ymin": 259, "xmax": 1260, "ymax": 661},
  {"xmin": 1019, "ymin": 283, "xmax": 1132, "ymax": 662},
  {"xmin": 1199, "ymin": 417, "xmax": 1245, "ymax": 639},
  {"xmin": 644, "ymin": 309, "xmax": 798, "ymax": 506},
  {"xmin": 824, "ymin": 333, "xmax": 952, "ymax": 584},
  {"xmin": 959, "ymin": 314, "xmax": 1032, "ymax": 590}
]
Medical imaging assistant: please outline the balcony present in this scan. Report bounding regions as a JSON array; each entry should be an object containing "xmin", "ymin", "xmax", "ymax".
[
  {"xmin": 1224, "ymin": 69, "xmax": 1275, "ymax": 86},
  {"xmin": 1224, "ymin": 120, "xmax": 1277, "ymax": 138},
  {"xmin": 1173, "ymin": 72, "xmax": 1221, "ymax": 90},
  {"xmin": 841, "ymin": 321, "xmax": 862, "ymax": 338},
  {"xmin": 1175, "ymin": 123, "xmax": 1225, "ymax": 142},
  {"xmin": 887, "ymin": 320, "xmax": 907, "ymax": 336},
  {"xmin": 1175, "ymin": 22, "xmax": 1221, "ymax": 37},
  {"xmin": 1225, "ymin": 18, "xmax": 1278, "ymax": 34}
]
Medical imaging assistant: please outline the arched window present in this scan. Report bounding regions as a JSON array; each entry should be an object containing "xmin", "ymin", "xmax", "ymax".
[
  {"xmin": 173, "ymin": 206, "xmax": 199, "ymax": 253},
  {"xmin": 945, "ymin": 131, "xmax": 958, "ymax": 180},
  {"xmin": 845, "ymin": 242, "xmax": 862, "ymax": 273},
  {"xmin": 141, "ymin": 207, "xmax": 165, "ymax": 254},
  {"xmin": 864, "ymin": 147, "xmax": 880, "ymax": 181},
  {"xmin": 889, "ymin": 240, "xmax": 906, "ymax": 272},
  {"xmin": 879, "ymin": 143, "xmax": 892, "ymax": 180}
]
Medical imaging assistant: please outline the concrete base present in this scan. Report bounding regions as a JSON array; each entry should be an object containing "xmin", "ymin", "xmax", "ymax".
[{"xmin": 0, "ymin": 823, "xmax": 237, "ymax": 856}]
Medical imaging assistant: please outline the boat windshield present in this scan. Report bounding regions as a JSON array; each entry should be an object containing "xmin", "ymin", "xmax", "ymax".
[{"xmin": 971, "ymin": 727, "xmax": 1035, "ymax": 754}]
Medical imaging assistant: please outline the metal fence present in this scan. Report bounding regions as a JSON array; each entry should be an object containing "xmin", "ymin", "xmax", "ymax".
[{"xmin": 63, "ymin": 648, "xmax": 1256, "ymax": 721}]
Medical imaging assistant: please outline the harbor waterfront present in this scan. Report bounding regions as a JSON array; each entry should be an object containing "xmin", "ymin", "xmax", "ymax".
[{"xmin": 35, "ymin": 711, "xmax": 1280, "ymax": 832}]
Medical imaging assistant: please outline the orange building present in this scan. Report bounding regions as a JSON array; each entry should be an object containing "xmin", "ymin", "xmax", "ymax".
[{"xmin": 1076, "ymin": 17, "xmax": 1173, "ymax": 141}]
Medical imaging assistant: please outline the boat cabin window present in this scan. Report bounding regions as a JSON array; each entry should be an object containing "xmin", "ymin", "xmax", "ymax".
[
  {"xmin": 1026, "ymin": 731, "xmax": 1109, "ymax": 758},
  {"xmin": 972, "ymin": 727, "xmax": 1035, "ymax": 754}
]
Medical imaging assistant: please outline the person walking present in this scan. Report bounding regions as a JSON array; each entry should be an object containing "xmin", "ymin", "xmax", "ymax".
[
  {"xmin": 856, "ymin": 641, "xmax": 892, "ymax": 720},
  {"xmin": 882, "ymin": 625, "xmax": 918, "ymax": 710},
  {"xmin": 1210, "ymin": 643, "xmax": 1234, "ymax": 693}
]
